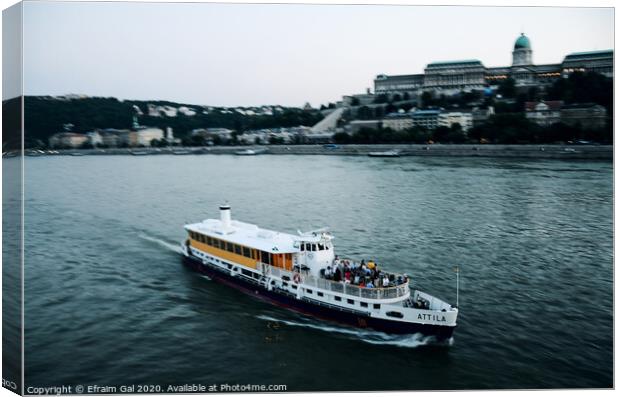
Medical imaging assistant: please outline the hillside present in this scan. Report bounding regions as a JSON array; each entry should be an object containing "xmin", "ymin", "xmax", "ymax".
[{"xmin": 10, "ymin": 96, "xmax": 322, "ymax": 149}]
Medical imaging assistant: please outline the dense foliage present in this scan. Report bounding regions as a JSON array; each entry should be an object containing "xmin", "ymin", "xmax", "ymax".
[
  {"xmin": 2, "ymin": 97, "xmax": 21, "ymax": 150},
  {"xmin": 18, "ymin": 96, "xmax": 322, "ymax": 149},
  {"xmin": 336, "ymin": 113, "xmax": 611, "ymax": 145}
]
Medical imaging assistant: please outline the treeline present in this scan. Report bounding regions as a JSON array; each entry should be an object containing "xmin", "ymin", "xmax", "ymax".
[
  {"xmin": 2, "ymin": 97, "xmax": 21, "ymax": 150},
  {"xmin": 334, "ymin": 114, "xmax": 612, "ymax": 145},
  {"xmin": 14, "ymin": 96, "xmax": 323, "ymax": 149}
]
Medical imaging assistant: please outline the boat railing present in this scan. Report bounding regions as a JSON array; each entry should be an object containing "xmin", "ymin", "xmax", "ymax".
[{"xmin": 265, "ymin": 263, "xmax": 409, "ymax": 300}]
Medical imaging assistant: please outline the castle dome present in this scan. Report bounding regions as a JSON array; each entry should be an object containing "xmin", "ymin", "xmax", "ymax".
[{"xmin": 514, "ymin": 33, "xmax": 531, "ymax": 50}]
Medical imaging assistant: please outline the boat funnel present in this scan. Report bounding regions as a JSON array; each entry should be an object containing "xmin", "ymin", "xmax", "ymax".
[{"xmin": 220, "ymin": 204, "xmax": 231, "ymax": 230}]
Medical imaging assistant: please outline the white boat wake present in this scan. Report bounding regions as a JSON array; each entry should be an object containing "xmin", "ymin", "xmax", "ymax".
[
  {"xmin": 139, "ymin": 233, "xmax": 183, "ymax": 254},
  {"xmin": 256, "ymin": 314, "xmax": 447, "ymax": 348}
]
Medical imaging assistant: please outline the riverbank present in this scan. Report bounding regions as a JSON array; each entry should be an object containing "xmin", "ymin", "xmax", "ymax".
[{"xmin": 16, "ymin": 144, "xmax": 613, "ymax": 160}]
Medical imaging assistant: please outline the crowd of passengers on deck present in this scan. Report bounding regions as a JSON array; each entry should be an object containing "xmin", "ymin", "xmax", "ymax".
[{"xmin": 320, "ymin": 256, "xmax": 408, "ymax": 289}]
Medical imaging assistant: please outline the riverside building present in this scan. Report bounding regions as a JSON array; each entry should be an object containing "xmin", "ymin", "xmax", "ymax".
[{"xmin": 374, "ymin": 34, "xmax": 613, "ymax": 98}]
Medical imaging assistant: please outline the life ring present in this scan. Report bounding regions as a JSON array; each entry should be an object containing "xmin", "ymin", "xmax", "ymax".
[{"xmin": 293, "ymin": 273, "xmax": 301, "ymax": 284}]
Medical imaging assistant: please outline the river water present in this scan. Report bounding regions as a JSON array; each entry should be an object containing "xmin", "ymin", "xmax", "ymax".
[{"xmin": 18, "ymin": 155, "xmax": 612, "ymax": 391}]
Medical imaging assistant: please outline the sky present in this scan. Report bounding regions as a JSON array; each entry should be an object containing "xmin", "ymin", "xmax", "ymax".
[{"xmin": 14, "ymin": 1, "xmax": 615, "ymax": 107}]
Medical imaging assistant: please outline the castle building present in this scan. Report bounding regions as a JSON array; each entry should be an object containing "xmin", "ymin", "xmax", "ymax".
[{"xmin": 374, "ymin": 34, "xmax": 613, "ymax": 98}]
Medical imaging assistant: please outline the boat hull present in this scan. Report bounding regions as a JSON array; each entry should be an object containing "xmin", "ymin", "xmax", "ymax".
[{"xmin": 182, "ymin": 255, "xmax": 455, "ymax": 341}]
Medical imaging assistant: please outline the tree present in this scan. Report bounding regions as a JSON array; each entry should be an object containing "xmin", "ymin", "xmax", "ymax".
[
  {"xmin": 373, "ymin": 94, "xmax": 389, "ymax": 104},
  {"xmin": 332, "ymin": 132, "xmax": 351, "ymax": 144},
  {"xmin": 498, "ymin": 78, "xmax": 516, "ymax": 98},
  {"xmin": 385, "ymin": 103, "xmax": 397, "ymax": 114},
  {"xmin": 357, "ymin": 106, "xmax": 372, "ymax": 120},
  {"xmin": 374, "ymin": 106, "xmax": 385, "ymax": 118},
  {"xmin": 420, "ymin": 91, "xmax": 434, "ymax": 108},
  {"xmin": 548, "ymin": 71, "xmax": 612, "ymax": 113},
  {"xmin": 269, "ymin": 136, "xmax": 284, "ymax": 145}
]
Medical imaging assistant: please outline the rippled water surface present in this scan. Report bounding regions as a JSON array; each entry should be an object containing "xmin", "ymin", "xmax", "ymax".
[{"xmin": 21, "ymin": 155, "xmax": 612, "ymax": 390}]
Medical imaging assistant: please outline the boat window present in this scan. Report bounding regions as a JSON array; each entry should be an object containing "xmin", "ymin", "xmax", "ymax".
[
  {"xmin": 360, "ymin": 302, "xmax": 368, "ymax": 308},
  {"xmin": 386, "ymin": 311, "xmax": 404, "ymax": 319},
  {"xmin": 317, "ymin": 292, "xmax": 324, "ymax": 297},
  {"xmin": 373, "ymin": 304, "xmax": 381, "ymax": 309},
  {"xmin": 206, "ymin": 236, "xmax": 212, "ymax": 245},
  {"xmin": 306, "ymin": 289, "xmax": 313, "ymax": 294},
  {"xmin": 305, "ymin": 243, "xmax": 311, "ymax": 251},
  {"xmin": 243, "ymin": 247, "xmax": 251, "ymax": 258},
  {"xmin": 311, "ymin": 244, "xmax": 317, "ymax": 251},
  {"xmin": 261, "ymin": 250, "xmax": 271, "ymax": 265},
  {"xmin": 241, "ymin": 269, "xmax": 252, "ymax": 277},
  {"xmin": 200, "ymin": 234, "xmax": 206, "ymax": 243},
  {"xmin": 226, "ymin": 242, "xmax": 234, "ymax": 252},
  {"xmin": 347, "ymin": 299, "xmax": 354, "ymax": 305},
  {"xmin": 234, "ymin": 244, "xmax": 242, "ymax": 255},
  {"xmin": 282, "ymin": 282, "xmax": 288, "ymax": 287},
  {"xmin": 334, "ymin": 296, "xmax": 342, "ymax": 301},
  {"xmin": 212, "ymin": 239, "xmax": 219, "ymax": 248},
  {"xmin": 300, "ymin": 244, "xmax": 304, "ymax": 251}
]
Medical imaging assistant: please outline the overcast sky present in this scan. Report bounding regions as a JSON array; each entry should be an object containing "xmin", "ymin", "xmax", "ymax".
[{"xmin": 18, "ymin": 1, "xmax": 614, "ymax": 107}]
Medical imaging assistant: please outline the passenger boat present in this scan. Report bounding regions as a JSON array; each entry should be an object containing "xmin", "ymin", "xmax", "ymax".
[
  {"xmin": 181, "ymin": 205, "xmax": 458, "ymax": 340},
  {"xmin": 368, "ymin": 150, "xmax": 401, "ymax": 157}
]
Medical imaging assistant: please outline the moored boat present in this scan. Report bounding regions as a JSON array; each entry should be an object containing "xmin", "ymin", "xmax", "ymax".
[
  {"xmin": 181, "ymin": 205, "xmax": 458, "ymax": 340},
  {"xmin": 368, "ymin": 150, "xmax": 401, "ymax": 157},
  {"xmin": 235, "ymin": 149, "xmax": 263, "ymax": 155},
  {"xmin": 172, "ymin": 149, "xmax": 192, "ymax": 155}
]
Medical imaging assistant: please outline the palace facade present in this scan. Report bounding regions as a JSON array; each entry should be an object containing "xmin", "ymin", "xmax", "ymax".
[{"xmin": 374, "ymin": 34, "xmax": 613, "ymax": 97}]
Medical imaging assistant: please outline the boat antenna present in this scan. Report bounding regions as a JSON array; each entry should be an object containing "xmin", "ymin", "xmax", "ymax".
[{"xmin": 453, "ymin": 265, "xmax": 460, "ymax": 308}]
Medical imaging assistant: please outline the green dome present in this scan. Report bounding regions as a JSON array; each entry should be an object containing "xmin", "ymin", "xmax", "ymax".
[{"xmin": 514, "ymin": 34, "xmax": 531, "ymax": 50}]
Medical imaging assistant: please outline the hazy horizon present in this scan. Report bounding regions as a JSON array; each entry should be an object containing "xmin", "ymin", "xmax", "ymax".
[{"xmin": 13, "ymin": 2, "xmax": 615, "ymax": 107}]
